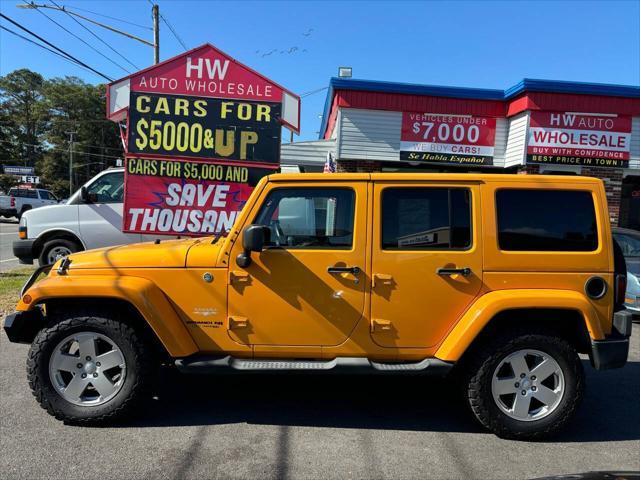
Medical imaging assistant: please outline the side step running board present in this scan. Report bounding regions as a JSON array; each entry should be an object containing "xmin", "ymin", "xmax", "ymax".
[{"xmin": 175, "ymin": 356, "xmax": 453, "ymax": 375}]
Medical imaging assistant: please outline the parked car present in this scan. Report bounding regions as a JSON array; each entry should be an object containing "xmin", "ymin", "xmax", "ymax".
[
  {"xmin": 4, "ymin": 173, "xmax": 633, "ymax": 439},
  {"xmin": 0, "ymin": 187, "xmax": 59, "ymax": 220},
  {"xmin": 613, "ymin": 227, "xmax": 640, "ymax": 316},
  {"xmin": 12, "ymin": 168, "xmax": 144, "ymax": 265}
]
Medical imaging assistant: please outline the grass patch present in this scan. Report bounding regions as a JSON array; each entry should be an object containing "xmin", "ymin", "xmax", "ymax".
[{"xmin": 0, "ymin": 268, "xmax": 35, "ymax": 318}]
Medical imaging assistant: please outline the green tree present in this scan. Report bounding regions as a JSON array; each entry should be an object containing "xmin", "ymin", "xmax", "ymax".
[
  {"xmin": 0, "ymin": 173, "xmax": 20, "ymax": 193},
  {"xmin": 0, "ymin": 69, "xmax": 48, "ymax": 169},
  {"xmin": 0, "ymin": 70, "xmax": 122, "ymax": 195},
  {"xmin": 40, "ymin": 77, "xmax": 121, "ymax": 194}
]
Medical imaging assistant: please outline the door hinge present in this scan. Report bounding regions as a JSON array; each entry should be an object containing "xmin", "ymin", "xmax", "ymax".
[
  {"xmin": 372, "ymin": 273, "xmax": 393, "ymax": 288},
  {"xmin": 229, "ymin": 270, "xmax": 250, "ymax": 284},
  {"xmin": 228, "ymin": 316, "xmax": 249, "ymax": 330},
  {"xmin": 371, "ymin": 318, "xmax": 393, "ymax": 333}
]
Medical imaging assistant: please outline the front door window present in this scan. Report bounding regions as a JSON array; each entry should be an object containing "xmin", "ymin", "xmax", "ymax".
[
  {"xmin": 85, "ymin": 172, "xmax": 124, "ymax": 204},
  {"xmin": 254, "ymin": 188, "xmax": 355, "ymax": 249}
]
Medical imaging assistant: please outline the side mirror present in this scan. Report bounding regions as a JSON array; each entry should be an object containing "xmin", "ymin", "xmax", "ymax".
[
  {"xmin": 80, "ymin": 187, "xmax": 91, "ymax": 203},
  {"xmin": 236, "ymin": 225, "xmax": 270, "ymax": 267}
]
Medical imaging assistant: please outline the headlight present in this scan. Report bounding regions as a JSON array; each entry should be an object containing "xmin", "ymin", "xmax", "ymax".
[{"xmin": 18, "ymin": 215, "xmax": 27, "ymax": 239}]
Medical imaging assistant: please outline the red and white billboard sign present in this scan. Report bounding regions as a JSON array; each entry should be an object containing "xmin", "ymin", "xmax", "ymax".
[
  {"xmin": 106, "ymin": 44, "xmax": 301, "ymax": 237},
  {"xmin": 131, "ymin": 50, "xmax": 281, "ymax": 102},
  {"xmin": 527, "ymin": 111, "xmax": 631, "ymax": 168},
  {"xmin": 124, "ymin": 157, "xmax": 272, "ymax": 236},
  {"xmin": 400, "ymin": 113, "xmax": 497, "ymax": 165},
  {"xmin": 107, "ymin": 43, "xmax": 300, "ymax": 133}
]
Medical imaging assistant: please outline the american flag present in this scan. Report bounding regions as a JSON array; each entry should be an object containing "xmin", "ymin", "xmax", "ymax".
[{"xmin": 323, "ymin": 151, "xmax": 336, "ymax": 173}]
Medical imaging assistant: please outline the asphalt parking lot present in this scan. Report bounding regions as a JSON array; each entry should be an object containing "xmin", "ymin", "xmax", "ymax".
[
  {"xmin": 1, "ymin": 325, "xmax": 639, "ymax": 480},
  {"xmin": 0, "ymin": 219, "xmax": 21, "ymax": 272}
]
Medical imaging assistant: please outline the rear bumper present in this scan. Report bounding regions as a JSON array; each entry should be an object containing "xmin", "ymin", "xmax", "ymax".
[
  {"xmin": 590, "ymin": 309, "xmax": 633, "ymax": 370},
  {"xmin": 3, "ymin": 309, "xmax": 44, "ymax": 344},
  {"xmin": 12, "ymin": 239, "xmax": 35, "ymax": 265},
  {"xmin": 0, "ymin": 208, "xmax": 17, "ymax": 217}
]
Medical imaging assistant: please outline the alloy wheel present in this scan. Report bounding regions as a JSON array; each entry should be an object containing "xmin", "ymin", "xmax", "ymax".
[
  {"xmin": 48, "ymin": 332, "xmax": 126, "ymax": 406},
  {"xmin": 491, "ymin": 348, "xmax": 565, "ymax": 422}
]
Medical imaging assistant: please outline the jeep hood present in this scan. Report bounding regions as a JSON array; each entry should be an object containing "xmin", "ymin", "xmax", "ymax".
[{"xmin": 67, "ymin": 238, "xmax": 206, "ymax": 269}]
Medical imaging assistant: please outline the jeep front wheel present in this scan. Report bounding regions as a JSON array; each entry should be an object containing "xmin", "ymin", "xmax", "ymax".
[
  {"xmin": 27, "ymin": 314, "xmax": 153, "ymax": 424},
  {"xmin": 462, "ymin": 331, "xmax": 585, "ymax": 440}
]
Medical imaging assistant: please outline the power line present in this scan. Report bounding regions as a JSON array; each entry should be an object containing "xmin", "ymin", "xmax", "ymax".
[
  {"xmin": 33, "ymin": 3, "xmax": 131, "ymax": 74},
  {"xmin": 0, "ymin": 139, "xmax": 122, "ymax": 159},
  {"xmin": 0, "ymin": 123, "xmax": 126, "ymax": 152},
  {"xmin": 148, "ymin": 0, "xmax": 188, "ymax": 51},
  {"xmin": 0, "ymin": 13, "xmax": 113, "ymax": 81},
  {"xmin": 160, "ymin": 14, "xmax": 187, "ymax": 51},
  {"xmin": 49, "ymin": 0, "xmax": 140, "ymax": 71},
  {"xmin": 0, "ymin": 119, "xmax": 119, "ymax": 124},
  {"xmin": 301, "ymin": 86, "xmax": 329, "ymax": 97},
  {"xmin": 0, "ymin": 25, "xmax": 100, "ymax": 78},
  {"xmin": 63, "ymin": 5, "xmax": 152, "ymax": 31}
]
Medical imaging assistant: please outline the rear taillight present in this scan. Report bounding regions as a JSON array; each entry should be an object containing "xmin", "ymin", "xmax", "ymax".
[
  {"xmin": 615, "ymin": 274, "xmax": 627, "ymax": 306},
  {"xmin": 10, "ymin": 197, "xmax": 15, "ymax": 207}
]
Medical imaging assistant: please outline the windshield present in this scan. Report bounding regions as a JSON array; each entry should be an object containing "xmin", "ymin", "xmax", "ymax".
[{"xmin": 615, "ymin": 232, "xmax": 640, "ymax": 257}]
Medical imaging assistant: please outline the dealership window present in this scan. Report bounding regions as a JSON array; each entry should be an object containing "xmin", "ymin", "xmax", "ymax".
[
  {"xmin": 619, "ymin": 176, "xmax": 640, "ymax": 230},
  {"xmin": 254, "ymin": 188, "xmax": 355, "ymax": 249},
  {"xmin": 496, "ymin": 189, "xmax": 598, "ymax": 251},
  {"xmin": 381, "ymin": 188, "xmax": 472, "ymax": 249}
]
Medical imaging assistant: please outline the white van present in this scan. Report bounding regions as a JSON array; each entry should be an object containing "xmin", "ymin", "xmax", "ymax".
[
  {"xmin": 12, "ymin": 168, "xmax": 143, "ymax": 265},
  {"xmin": 13, "ymin": 165, "xmax": 306, "ymax": 265}
]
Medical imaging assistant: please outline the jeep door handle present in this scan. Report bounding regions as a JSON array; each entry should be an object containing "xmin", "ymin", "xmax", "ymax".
[
  {"xmin": 328, "ymin": 266, "xmax": 361, "ymax": 275},
  {"xmin": 437, "ymin": 267, "xmax": 472, "ymax": 277}
]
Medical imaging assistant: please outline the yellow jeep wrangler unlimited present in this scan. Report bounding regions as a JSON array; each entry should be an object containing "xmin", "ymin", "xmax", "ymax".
[{"xmin": 3, "ymin": 173, "xmax": 633, "ymax": 439}]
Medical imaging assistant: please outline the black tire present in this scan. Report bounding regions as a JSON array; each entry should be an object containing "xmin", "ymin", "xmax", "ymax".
[
  {"xmin": 27, "ymin": 312, "xmax": 155, "ymax": 425},
  {"xmin": 460, "ymin": 328, "xmax": 584, "ymax": 440},
  {"xmin": 38, "ymin": 238, "xmax": 81, "ymax": 265}
]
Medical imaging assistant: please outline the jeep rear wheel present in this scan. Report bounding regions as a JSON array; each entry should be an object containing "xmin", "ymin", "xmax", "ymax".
[
  {"xmin": 27, "ymin": 313, "xmax": 154, "ymax": 424},
  {"xmin": 462, "ymin": 330, "xmax": 584, "ymax": 440}
]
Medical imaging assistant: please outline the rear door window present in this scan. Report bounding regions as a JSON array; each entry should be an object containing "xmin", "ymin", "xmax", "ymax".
[
  {"xmin": 496, "ymin": 189, "xmax": 598, "ymax": 251},
  {"xmin": 382, "ymin": 188, "xmax": 472, "ymax": 250},
  {"xmin": 10, "ymin": 189, "xmax": 37, "ymax": 198}
]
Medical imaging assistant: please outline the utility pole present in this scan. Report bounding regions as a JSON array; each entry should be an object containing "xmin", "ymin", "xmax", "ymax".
[
  {"xmin": 152, "ymin": 4, "xmax": 160, "ymax": 64},
  {"xmin": 66, "ymin": 131, "xmax": 76, "ymax": 197}
]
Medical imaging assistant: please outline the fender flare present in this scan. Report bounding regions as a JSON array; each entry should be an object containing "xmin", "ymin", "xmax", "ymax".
[
  {"xmin": 35, "ymin": 228, "xmax": 87, "ymax": 251},
  {"xmin": 435, "ymin": 289, "xmax": 605, "ymax": 362},
  {"xmin": 17, "ymin": 275, "xmax": 198, "ymax": 357}
]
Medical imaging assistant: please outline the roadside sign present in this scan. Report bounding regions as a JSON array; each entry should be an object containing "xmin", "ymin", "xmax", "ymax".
[
  {"xmin": 106, "ymin": 43, "xmax": 300, "ymax": 236},
  {"xmin": 3, "ymin": 165, "xmax": 35, "ymax": 175},
  {"xmin": 107, "ymin": 43, "xmax": 300, "ymax": 133},
  {"xmin": 124, "ymin": 157, "xmax": 271, "ymax": 236},
  {"xmin": 127, "ymin": 92, "xmax": 281, "ymax": 165},
  {"xmin": 400, "ymin": 113, "xmax": 497, "ymax": 166},
  {"xmin": 527, "ymin": 112, "xmax": 631, "ymax": 168},
  {"xmin": 20, "ymin": 175, "xmax": 40, "ymax": 184}
]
